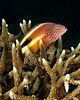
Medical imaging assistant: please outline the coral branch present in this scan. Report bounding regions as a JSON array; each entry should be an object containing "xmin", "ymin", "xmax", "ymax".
[{"xmin": 0, "ymin": 19, "xmax": 80, "ymax": 100}]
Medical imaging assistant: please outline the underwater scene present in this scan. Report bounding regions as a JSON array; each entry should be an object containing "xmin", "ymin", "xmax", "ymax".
[{"xmin": 0, "ymin": 19, "xmax": 80, "ymax": 100}]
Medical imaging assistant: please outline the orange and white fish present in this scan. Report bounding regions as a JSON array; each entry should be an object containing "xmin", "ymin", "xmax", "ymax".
[{"xmin": 20, "ymin": 22, "xmax": 67, "ymax": 52}]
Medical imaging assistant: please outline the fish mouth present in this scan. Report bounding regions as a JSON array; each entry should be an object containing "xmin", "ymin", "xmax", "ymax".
[
  {"xmin": 63, "ymin": 26, "xmax": 67, "ymax": 33},
  {"xmin": 64, "ymin": 26, "xmax": 67, "ymax": 31}
]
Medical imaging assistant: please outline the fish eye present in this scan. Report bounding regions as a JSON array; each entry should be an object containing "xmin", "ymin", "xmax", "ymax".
[{"xmin": 56, "ymin": 25, "xmax": 59, "ymax": 28}]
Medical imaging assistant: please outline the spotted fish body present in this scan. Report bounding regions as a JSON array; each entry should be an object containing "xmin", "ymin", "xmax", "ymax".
[{"xmin": 20, "ymin": 22, "xmax": 67, "ymax": 51}]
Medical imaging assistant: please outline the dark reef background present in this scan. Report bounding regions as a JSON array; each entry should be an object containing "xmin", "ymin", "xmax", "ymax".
[{"xmin": 0, "ymin": 0, "xmax": 80, "ymax": 49}]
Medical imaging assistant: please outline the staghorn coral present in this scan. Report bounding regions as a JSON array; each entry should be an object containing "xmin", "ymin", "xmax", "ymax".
[{"xmin": 0, "ymin": 19, "xmax": 80, "ymax": 100}]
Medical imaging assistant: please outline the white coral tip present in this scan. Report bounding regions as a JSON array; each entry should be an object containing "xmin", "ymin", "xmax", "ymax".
[
  {"xmin": 2, "ymin": 19, "xmax": 5, "ymax": 23},
  {"xmin": 65, "ymin": 74, "xmax": 70, "ymax": 81},
  {"xmin": 8, "ymin": 32, "xmax": 10, "ymax": 35},
  {"xmin": 13, "ymin": 66, "xmax": 17, "ymax": 73},
  {"xmin": 20, "ymin": 23, "xmax": 22, "ymax": 27},
  {"xmin": 42, "ymin": 58, "xmax": 46, "ymax": 64},
  {"xmin": 23, "ymin": 78, "xmax": 28, "ymax": 84},
  {"xmin": 9, "ymin": 91, "xmax": 14, "ymax": 99},
  {"xmin": 64, "ymin": 74, "xmax": 70, "ymax": 92},
  {"xmin": 64, "ymin": 81, "xmax": 69, "ymax": 92},
  {"xmin": 72, "ymin": 54, "xmax": 76, "ymax": 58},
  {"xmin": 12, "ymin": 43, "xmax": 15, "ymax": 49},
  {"xmin": 23, "ymin": 19, "xmax": 26, "ymax": 24},
  {"xmin": 28, "ymin": 20, "xmax": 31, "ymax": 25},
  {"xmin": 71, "ymin": 47, "xmax": 74, "ymax": 51},
  {"xmin": 16, "ymin": 39, "xmax": 19, "ymax": 45},
  {"xmin": 62, "ymin": 50, "xmax": 65, "ymax": 55}
]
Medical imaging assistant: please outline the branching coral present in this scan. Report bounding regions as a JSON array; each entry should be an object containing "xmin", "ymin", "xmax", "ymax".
[{"xmin": 0, "ymin": 19, "xmax": 80, "ymax": 100}]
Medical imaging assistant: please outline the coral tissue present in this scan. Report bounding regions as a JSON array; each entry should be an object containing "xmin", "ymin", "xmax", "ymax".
[{"xmin": 0, "ymin": 19, "xmax": 80, "ymax": 100}]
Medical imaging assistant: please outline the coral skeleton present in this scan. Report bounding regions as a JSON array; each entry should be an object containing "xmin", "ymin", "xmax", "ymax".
[{"xmin": 0, "ymin": 19, "xmax": 80, "ymax": 100}]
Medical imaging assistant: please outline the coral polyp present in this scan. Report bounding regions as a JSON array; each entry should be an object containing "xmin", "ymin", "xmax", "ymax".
[{"xmin": 0, "ymin": 19, "xmax": 80, "ymax": 100}]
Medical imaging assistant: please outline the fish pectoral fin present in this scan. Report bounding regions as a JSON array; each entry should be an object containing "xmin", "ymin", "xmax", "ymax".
[{"xmin": 28, "ymin": 42, "xmax": 39, "ymax": 51}]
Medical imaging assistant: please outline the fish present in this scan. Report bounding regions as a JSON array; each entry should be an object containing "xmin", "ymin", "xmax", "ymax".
[{"xmin": 20, "ymin": 22, "xmax": 67, "ymax": 52}]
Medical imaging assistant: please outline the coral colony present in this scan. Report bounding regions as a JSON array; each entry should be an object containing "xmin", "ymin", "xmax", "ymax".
[{"xmin": 0, "ymin": 19, "xmax": 80, "ymax": 100}]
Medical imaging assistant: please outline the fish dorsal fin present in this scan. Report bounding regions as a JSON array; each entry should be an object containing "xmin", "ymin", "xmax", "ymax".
[{"xmin": 20, "ymin": 23, "xmax": 46, "ymax": 45}]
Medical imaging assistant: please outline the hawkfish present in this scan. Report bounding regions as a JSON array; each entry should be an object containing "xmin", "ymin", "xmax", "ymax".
[{"xmin": 20, "ymin": 22, "xmax": 67, "ymax": 53}]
